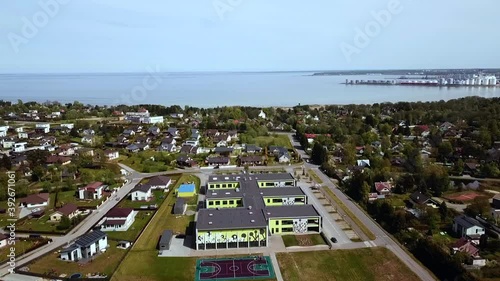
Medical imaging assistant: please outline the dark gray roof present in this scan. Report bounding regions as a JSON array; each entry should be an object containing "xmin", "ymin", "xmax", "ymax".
[
  {"xmin": 454, "ymin": 215, "xmax": 483, "ymax": 229},
  {"xmin": 214, "ymin": 147, "xmax": 234, "ymax": 153},
  {"xmin": 159, "ymin": 230, "xmax": 173, "ymax": 245},
  {"xmin": 147, "ymin": 175, "xmax": 171, "ymax": 186},
  {"xmin": 208, "ymin": 172, "xmax": 294, "ymax": 182},
  {"xmin": 75, "ymin": 230, "xmax": 107, "ymax": 248},
  {"xmin": 207, "ymin": 157, "xmax": 230, "ymax": 164},
  {"xmin": 264, "ymin": 205, "xmax": 320, "ymax": 219},
  {"xmin": 131, "ymin": 184, "xmax": 151, "ymax": 193},
  {"xmin": 197, "ymin": 208, "xmax": 267, "ymax": 230},
  {"xmin": 60, "ymin": 243, "xmax": 79, "ymax": 253},
  {"xmin": 409, "ymin": 191, "xmax": 430, "ymax": 205}
]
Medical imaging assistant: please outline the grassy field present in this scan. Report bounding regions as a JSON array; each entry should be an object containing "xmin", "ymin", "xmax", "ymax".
[
  {"xmin": 132, "ymin": 185, "xmax": 195, "ymax": 251},
  {"xmin": 307, "ymin": 169, "xmax": 323, "ymax": 184},
  {"xmin": 112, "ymin": 174, "xmax": 198, "ymax": 281},
  {"xmin": 253, "ymin": 134, "xmax": 292, "ymax": 149},
  {"xmin": 0, "ymin": 239, "xmax": 40, "ymax": 264},
  {"xmin": 106, "ymin": 211, "xmax": 154, "ymax": 242},
  {"xmin": 28, "ymin": 240, "xmax": 128, "ymax": 277},
  {"xmin": 120, "ymin": 151, "xmax": 174, "ymax": 173},
  {"xmin": 55, "ymin": 190, "xmax": 109, "ymax": 208},
  {"xmin": 322, "ymin": 187, "xmax": 376, "ymax": 241},
  {"xmin": 277, "ymin": 248, "xmax": 421, "ymax": 281},
  {"xmin": 282, "ymin": 234, "xmax": 326, "ymax": 247}
]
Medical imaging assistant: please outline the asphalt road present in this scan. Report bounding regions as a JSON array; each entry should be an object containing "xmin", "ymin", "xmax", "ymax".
[{"xmin": 284, "ymin": 133, "xmax": 436, "ymax": 281}]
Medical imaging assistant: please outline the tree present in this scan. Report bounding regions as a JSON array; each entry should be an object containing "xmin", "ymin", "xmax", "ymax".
[
  {"xmin": 438, "ymin": 202, "xmax": 448, "ymax": 222},
  {"xmin": 437, "ymin": 142, "xmax": 453, "ymax": 162},
  {"xmin": 311, "ymin": 142, "xmax": 327, "ymax": 165},
  {"xmin": 464, "ymin": 197, "xmax": 491, "ymax": 218},
  {"xmin": 57, "ymin": 215, "xmax": 72, "ymax": 230}
]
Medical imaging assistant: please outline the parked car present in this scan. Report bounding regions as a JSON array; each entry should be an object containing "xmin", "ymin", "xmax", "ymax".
[{"xmin": 330, "ymin": 237, "xmax": 337, "ymax": 243}]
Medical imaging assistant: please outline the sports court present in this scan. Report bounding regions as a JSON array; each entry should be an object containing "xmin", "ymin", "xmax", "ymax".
[{"xmin": 195, "ymin": 256, "xmax": 275, "ymax": 281}]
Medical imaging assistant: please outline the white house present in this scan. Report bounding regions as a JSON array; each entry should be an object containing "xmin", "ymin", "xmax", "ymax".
[
  {"xmin": 50, "ymin": 204, "xmax": 80, "ymax": 222},
  {"xmin": 19, "ymin": 193, "xmax": 49, "ymax": 208},
  {"xmin": 61, "ymin": 123, "xmax": 74, "ymax": 129},
  {"xmin": 129, "ymin": 184, "xmax": 153, "ymax": 201},
  {"xmin": 81, "ymin": 135, "xmax": 93, "ymax": 144},
  {"xmin": 35, "ymin": 123, "xmax": 50, "ymax": 134},
  {"xmin": 453, "ymin": 215, "xmax": 485, "ymax": 238},
  {"xmin": 104, "ymin": 150, "xmax": 120, "ymax": 160},
  {"xmin": 59, "ymin": 230, "xmax": 108, "ymax": 262},
  {"xmin": 145, "ymin": 116, "xmax": 164, "ymax": 124},
  {"xmin": 100, "ymin": 208, "xmax": 136, "ymax": 231},
  {"xmin": 78, "ymin": 182, "xmax": 106, "ymax": 200},
  {"xmin": 0, "ymin": 126, "xmax": 8, "ymax": 137},
  {"xmin": 15, "ymin": 127, "xmax": 24, "ymax": 133},
  {"xmin": 12, "ymin": 142, "xmax": 27, "ymax": 152},
  {"xmin": 2, "ymin": 140, "xmax": 15, "ymax": 149},
  {"xmin": 0, "ymin": 234, "xmax": 8, "ymax": 248},
  {"xmin": 18, "ymin": 132, "xmax": 29, "ymax": 139},
  {"xmin": 258, "ymin": 110, "xmax": 267, "ymax": 119}
]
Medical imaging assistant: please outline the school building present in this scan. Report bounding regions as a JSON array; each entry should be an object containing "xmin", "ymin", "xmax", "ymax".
[{"xmin": 195, "ymin": 173, "xmax": 322, "ymax": 250}]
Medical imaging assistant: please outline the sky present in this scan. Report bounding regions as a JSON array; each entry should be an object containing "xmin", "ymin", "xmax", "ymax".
[{"xmin": 0, "ymin": 0, "xmax": 499, "ymax": 73}]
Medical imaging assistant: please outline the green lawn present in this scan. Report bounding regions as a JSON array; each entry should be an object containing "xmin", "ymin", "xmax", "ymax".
[
  {"xmin": 55, "ymin": 190, "xmax": 108, "ymax": 208},
  {"xmin": 133, "ymin": 187, "xmax": 195, "ymax": 251},
  {"xmin": 0, "ymin": 239, "xmax": 43, "ymax": 264},
  {"xmin": 16, "ymin": 214, "xmax": 62, "ymax": 233},
  {"xmin": 106, "ymin": 211, "xmax": 154, "ymax": 242},
  {"xmin": 277, "ymin": 248, "xmax": 421, "ymax": 281},
  {"xmin": 307, "ymin": 169, "xmax": 323, "ymax": 184},
  {"xmin": 28, "ymin": 240, "xmax": 127, "ymax": 277},
  {"xmin": 322, "ymin": 187, "xmax": 376, "ymax": 241},
  {"xmin": 120, "ymin": 151, "xmax": 174, "ymax": 173},
  {"xmin": 282, "ymin": 234, "xmax": 326, "ymax": 247},
  {"xmin": 253, "ymin": 134, "xmax": 293, "ymax": 149}
]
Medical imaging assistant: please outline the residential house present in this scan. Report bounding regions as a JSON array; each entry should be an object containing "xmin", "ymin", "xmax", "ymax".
[
  {"xmin": 146, "ymin": 176, "xmax": 172, "ymax": 189},
  {"xmin": 268, "ymin": 146, "xmax": 288, "ymax": 156},
  {"xmin": 12, "ymin": 142, "xmax": 27, "ymax": 152},
  {"xmin": 19, "ymin": 193, "xmax": 50, "ymax": 208},
  {"xmin": 100, "ymin": 208, "xmax": 136, "ymax": 231},
  {"xmin": 356, "ymin": 159, "xmax": 371, "ymax": 167},
  {"xmin": 83, "ymin": 129, "xmax": 95, "ymax": 136},
  {"xmin": 205, "ymin": 129, "xmax": 219, "ymax": 138},
  {"xmin": 206, "ymin": 157, "xmax": 230, "ymax": 167},
  {"xmin": 464, "ymin": 163, "xmax": 480, "ymax": 176},
  {"xmin": 129, "ymin": 184, "xmax": 153, "ymax": 201},
  {"xmin": 184, "ymin": 139, "xmax": 199, "ymax": 147},
  {"xmin": 81, "ymin": 135, "xmax": 94, "ymax": 144},
  {"xmin": 453, "ymin": 215, "xmax": 485, "ymax": 239},
  {"xmin": 61, "ymin": 123, "xmax": 74, "ymax": 130},
  {"xmin": 166, "ymin": 127, "xmax": 179, "ymax": 138},
  {"xmin": 50, "ymin": 204, "xmax": 79, "ymax": 222},
  {"xmin": 227, "ymin": 130, "xmax": 238, "ymax": 140},
  {"xmin": 161, "ymin": 137, "xmax": 176, "ymax": 145},
  {"xmin": 214, "ymin": 134, "xmax": 231, "ymax": 145},
  {"xmin": 123, "ymin": 129, "xmax": 136, "ymax": 137},
  {"xmin": 177, "ymin": 156, "xmax": 198, "ymax": 167},
  {"xmin": 18, "ymin": 131, "xmax": 28, "ymax": 139},
  {"xmin": 135, "ymin": 136, "xmax": 151, "ymax": 144},
  {"xmin": 126, "ymin": 144, "xmax": 140, "ymax": 153},
  {"xmin": 239, "ymin": 156, "xmax": 264, "ymax": 166},
  {"xmin": 158, "ymin": 230, "xmax": 173, "ymax": 251},
  {"xmin": 258, "ymin": 110, "xmax": 266, "ymax": 119},
  {"xmin": 78, "ymin": 182, "xmax": 106, "ymax": 200},
  {"xmin": 136, "ymin": 143, "xmax": 150, "ymax": 151},
  {"xmin": 179, "ymin": 145, "xmax": 200, "ymax": 155},
  {"xmin": 493, "ymin": 194, "xmax": 500, "ymax": 209},
  {"xmin": 158, "ymin": 143, "xmax": 177, "ymax": 152},
  {"xmin": 11, "ymin": 155, "xmax": 28, "ymax": 167},
  {"xmin": 46, "ymin": 155, "xmax": 72, "ymax": 166},
  {"xmin": 78, "ymin": 148, "xmax": 95, "ymax": 157},
  {"xmin": 451, "ymin": 237, "xmax": 480, "ymax": 258},
  {"xmin": 374, "ymin": 182, "xmax": 392, "ymax": 195},
  {"xmin": 409, "ymin": 191, "xmax": 435, "ymax": 207},
  {"xmin": 215, "ymin": 140, "xmax": 228, "ymax": 147},
  {"xmin": 104, "ymin": 150, "xmax": 120, "ymax": 160},
  {"xmin": 244, "ymin": 144, "xmax": 262, "ymax": 154},
  {"xmin": 59, "ymin": 230, "xmax": 108, "ymax": 262},
  {"xmin": 148, "ymin": 126, "xmax": 160, "ymax": 136},
  {"xmin": 35, "ymin": 123, "xmax": 50, "ymax": 134},
  {"xmin": 0, "ymin": 126, "xmax": 8, "ymax": 137},
  {"xmin": 58, "ymin": 144, "xmax": 76, "ymax": 156},
  {"xmin": 214, "ymin": 147, "xmax": 233, "ymax": 156},
  {"xmin": 173, "ymin": 198, "xmax": 186, "ymax": 215},
  {"xmin": 278, "ymin": 151, "xmax": 291, "ymax": 163}
]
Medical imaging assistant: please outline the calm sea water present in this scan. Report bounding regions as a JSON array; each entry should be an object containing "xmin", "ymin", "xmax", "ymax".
[{"xmin": 0, "ymin": 72, "xmax": 498, "ymax": 107}]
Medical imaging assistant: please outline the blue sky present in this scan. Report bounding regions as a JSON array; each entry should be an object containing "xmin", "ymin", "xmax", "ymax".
[{"xmin": 1, "ymin": 0, "xmax": 499, "ymax": 73}]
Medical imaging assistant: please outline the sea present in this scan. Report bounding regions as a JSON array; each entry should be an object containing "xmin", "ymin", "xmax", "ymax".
[{"xmin": 0, "ymin": 72, "xmax": 498, "ymax": 107}]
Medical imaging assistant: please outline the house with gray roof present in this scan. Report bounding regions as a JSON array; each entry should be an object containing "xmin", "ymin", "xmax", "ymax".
[
  {"xmin": 453, "ymin": 215, "xmax": 485, "ymax": 239},
  {"xmin": 59, "ymin": 230, "xmax": 108, "ymax": 262}
]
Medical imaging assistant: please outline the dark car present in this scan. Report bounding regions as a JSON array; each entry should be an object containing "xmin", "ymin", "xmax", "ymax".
[{"xmin": 330, "ymin": 237, "xmax": 337, "ymax": 243}]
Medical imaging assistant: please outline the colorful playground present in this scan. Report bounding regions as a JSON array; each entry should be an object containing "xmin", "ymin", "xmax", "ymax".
[{"xmin": 195, "ymin": 256, "xmax": 275, "ymax": 281}]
